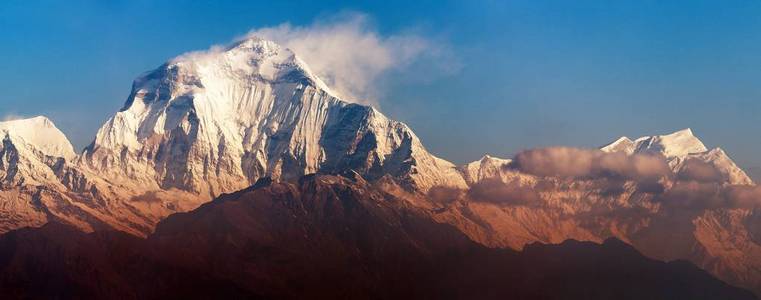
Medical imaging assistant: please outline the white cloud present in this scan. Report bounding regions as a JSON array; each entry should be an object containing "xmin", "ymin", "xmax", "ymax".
[{"xmin": 243, "ymin": 13, "xmax": 457, "ymax": 106}]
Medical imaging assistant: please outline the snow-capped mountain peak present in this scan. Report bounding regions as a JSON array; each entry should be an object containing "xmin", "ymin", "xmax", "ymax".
[
  {"xmin": 600, "ymin": 128, "xmax": 751, "ymax": 185},
  {"xmin": 634, "ymin": 128, "xmax": 707, "ymax": 158},
  {"xmin": 166, "ymin": 36, "xmax": 335, "ymax": 95},
  {"xmin": 460, "ymin": 154, "xmax": 513, "ymax": 184},
  {"xmin": 0, "ymin": 116, "xmax": 76, "ymax": 160},
  {"xmin": 0, "ymin": 115, "xmax": 76, "ymax": 191},
  {"xmin": 601, "ymin": 128, "xmax": 707, "ymax": 158},
  {"xmin": 82, "ymin": 37, "xmax": 466, "ymax": 206}
]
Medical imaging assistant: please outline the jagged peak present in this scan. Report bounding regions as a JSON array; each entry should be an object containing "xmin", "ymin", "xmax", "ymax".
[{"xmin": 0, "ymin": 116, "xmax": 76, "ymax": 159}]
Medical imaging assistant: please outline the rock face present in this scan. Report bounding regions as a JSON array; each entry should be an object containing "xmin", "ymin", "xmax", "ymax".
[{"xmin": 0, "ymin": 175, "xmax": 754, "ymax": 300}]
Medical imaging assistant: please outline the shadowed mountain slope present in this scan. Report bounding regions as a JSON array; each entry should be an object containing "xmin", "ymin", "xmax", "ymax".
[{"xmin": 0, "ymin": 175, "xmax": 754, "ymax": 299}]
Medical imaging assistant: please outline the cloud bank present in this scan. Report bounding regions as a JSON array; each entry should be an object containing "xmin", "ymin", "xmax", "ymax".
[
  {"xmin": 245, "ymin": 13, "xmax": 454, "ymax": 105},
  {"xmin": 506, "ymin": 147, "xmax": 761, "ymax": 210},
  {"xmin": 509, "ymin": 147, "xmax": 671, "ymax": 182},
  {"xmin": 654, "ymin": 180, "xmax": 761, "ymax": 211},
  {"xmin": 467, "ymin": 178, "xmax": 542, "ymax": 206}
]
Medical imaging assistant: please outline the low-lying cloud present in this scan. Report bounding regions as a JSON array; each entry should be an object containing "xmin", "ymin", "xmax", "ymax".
[
  {"xmin": 676, "ymin": 159, "xmax": 724, "ymax": 183},
  {"xmin": 724, "ymin": 185, "xmax": 761, "ymax": 209},
  {"xmin": 654, "ymin": 181, "xmax": 761, "ymax": 211},
  {"xmin": 427, "ymin": 185, "xmax": 464, "ymax": 204},
  {"xmin": 467, "ymin": 178, "xmax": 541, "ymax": 206},
  {"xmin": 245, "ymin": 12, "xmax": 456, "ymax": 105},
  {"xmin": 506, "ymin": 146, "xmax": 761, "ymax": 211},
  {"xmin": 509, "ymin": 147, "xmax": 671, "ymax": 182}
]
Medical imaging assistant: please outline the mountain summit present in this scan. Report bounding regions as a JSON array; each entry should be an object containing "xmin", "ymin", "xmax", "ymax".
[
  {"xmin": 76, "ymin": 37, "xmax": 465, "ymax": 226},
  {"xmin": 0, "ymin": 116, "xmax": 76, "ymax": 160},
  {"xmin": 0, "ymin": 116, "xmax": 75, "ymax": 187},
  {"xmin": 601, "ymin": 128, "xmax": 707, "ymax": 158},
  {"xmin": 0, "ymin": 116, "xmax": 83, "ymax": 231},
  {"xmin": 600, "ymin": 128, "xmax": 752, "ymax": 185}
]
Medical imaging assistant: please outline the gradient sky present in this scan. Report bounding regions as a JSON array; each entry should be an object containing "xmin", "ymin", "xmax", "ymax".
[{"xmin": 2, "ymin": 1, "xmax": 760, "ymax": 179}]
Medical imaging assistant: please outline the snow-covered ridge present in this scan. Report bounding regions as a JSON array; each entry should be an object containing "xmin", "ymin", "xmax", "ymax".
[{"xmin": 601, "ymin": 128, "xmax": 708, "ymax": 158}]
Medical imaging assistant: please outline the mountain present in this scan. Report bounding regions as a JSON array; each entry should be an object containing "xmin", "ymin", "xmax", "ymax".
[
  {"xmin": 600, "ymin": 128, "xmax": 753, "ymax": 185},
  {"xmin": 0, "ymin": 174, "xmax": 753, "ymax": 299},
  {"xmin": 601, "ymin": 128, "xmax": 708, "ymax": 158},
  {"xmin": 441, "ymin": 128, "xmax": 761, "ymax": 295},
  {"xmin": 81, "ymin": 37, "xmax": 465, "ymax": 197},
  {"xmin": 0, "ymin": 116, "xmax": 75, "ymax": 161},
  {"xmin": 0, "ymin": 38, "xmax": 468, "ymax": 237},
  {"xmin": 0, "ymin": 117, "xmax": 111, "ymax": 233},
  {"xmin": 0, "ymin": 116, "xmax": 74, "ymax": 187},
  {"xmin": 460, "ymin": 154, "xmax": 513, "ymax": 184},
  {"xmin": 52, "ymin": 37, "xmax": 463, "ymax": 234},
  {"xmin": 460, "ymin": 128, "xmax": 753, "ymax": 187}
]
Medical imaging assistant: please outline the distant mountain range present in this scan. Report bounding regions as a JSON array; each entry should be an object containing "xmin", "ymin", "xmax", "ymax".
[{"xmin": 1, "ymin": 37, "xmax": 760, "ymax": 298}]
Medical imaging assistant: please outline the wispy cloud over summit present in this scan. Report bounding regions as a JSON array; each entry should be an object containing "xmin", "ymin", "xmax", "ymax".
[{"xmin": 244, "ymin": 12, "xmax": 457, "ymax": 106}]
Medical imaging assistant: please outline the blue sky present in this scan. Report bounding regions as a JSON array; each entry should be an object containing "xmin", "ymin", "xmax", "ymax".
[{"xmin": 2, "ymin": 1, "xmax": 761, "ymax": 178}]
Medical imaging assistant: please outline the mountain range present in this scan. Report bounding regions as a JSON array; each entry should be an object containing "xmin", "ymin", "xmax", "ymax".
[
  {"xmin": 0, "ymin": 174, "xmax": 753, "ymax": 299},
  {"xmin": 1, "ymin": 37, "xmax": 760, "ymax": 297}
]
